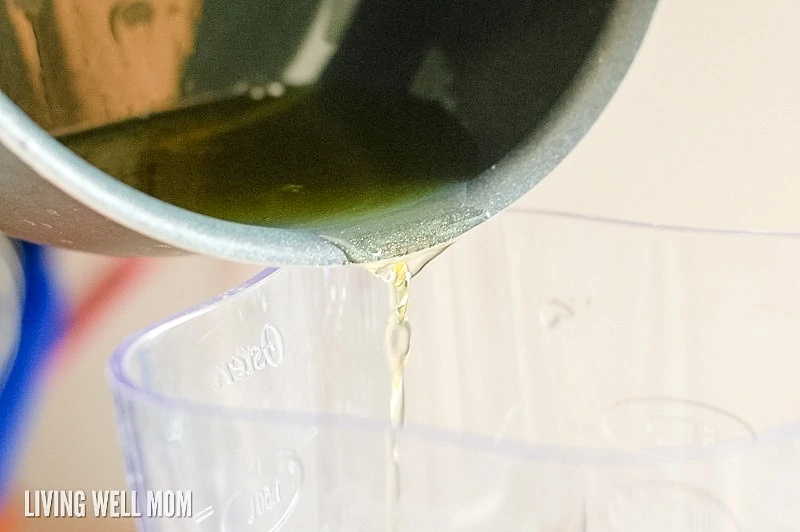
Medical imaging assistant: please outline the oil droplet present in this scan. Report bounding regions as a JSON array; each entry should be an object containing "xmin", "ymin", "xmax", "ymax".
[
  {"xmin": 386, "ymin": 319, "xmax": 411, "ymax": 365},
  {"xmin": 232, "ymin": 81, "xmax": 250, "ymax": 95},
  {"xmin": 249, "ymin": 86, "xmax": 268, "ymax": 101},
  {"xmin": 267, "ymin": 82, "xmax": 286, "ymax": 98}
]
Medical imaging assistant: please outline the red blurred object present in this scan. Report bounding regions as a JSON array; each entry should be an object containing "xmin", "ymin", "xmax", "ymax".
[
  {"xmin": 50, "ymin": 258, "xmax": 154, "ymax": 370},
  {"xmin": 0, "ymin": 493, "xmax": 19, "ymax": 530}
]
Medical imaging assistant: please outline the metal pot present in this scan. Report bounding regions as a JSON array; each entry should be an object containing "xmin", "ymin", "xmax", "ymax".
[{"xmin": 0, "ymin": 0, "xmax": 658, "ymax": 265}]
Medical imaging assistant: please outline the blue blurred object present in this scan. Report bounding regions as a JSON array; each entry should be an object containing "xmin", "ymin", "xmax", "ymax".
[{"xmin": 0, "ymin": 242, "xmax": 66, "ymax": 504}]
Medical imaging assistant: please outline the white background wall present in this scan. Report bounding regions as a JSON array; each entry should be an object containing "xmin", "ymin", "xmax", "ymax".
[{"xmin": 9, "ymin": 1, "xmax": 800, "ymax": 530}]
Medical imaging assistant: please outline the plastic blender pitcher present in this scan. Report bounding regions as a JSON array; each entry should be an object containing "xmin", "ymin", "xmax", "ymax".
[{"xmin": 109, "ymin": 208, "xmax": 800, "ymax": 531}]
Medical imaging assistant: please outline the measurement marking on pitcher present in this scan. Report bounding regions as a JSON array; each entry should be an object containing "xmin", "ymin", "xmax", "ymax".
[
  {"xmin": 212, "ymin": 323, "xmax": 284, "ymax": 390},
  {"xmin": 193, "ymin": 505, "xmax": 215, "ymax": 524},
  {"xmin": 248, "ymin": 477, "xmax": 282, "ymax": 524},
  {"xmin": 601, "ymin": 397, "xmax": 756, "ymax": 459},
  {"xmin": 222, "ymin": 452, "xmax": 303, "ymax": 532},
  {"xmin": 608, "ymin": 480, "xmax": 742, "ymax": 532}
]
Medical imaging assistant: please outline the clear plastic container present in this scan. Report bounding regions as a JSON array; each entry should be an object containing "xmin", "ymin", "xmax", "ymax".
[{"xmin": 109, "ymin": 209, "xmax": 800, "ymax": 531}]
